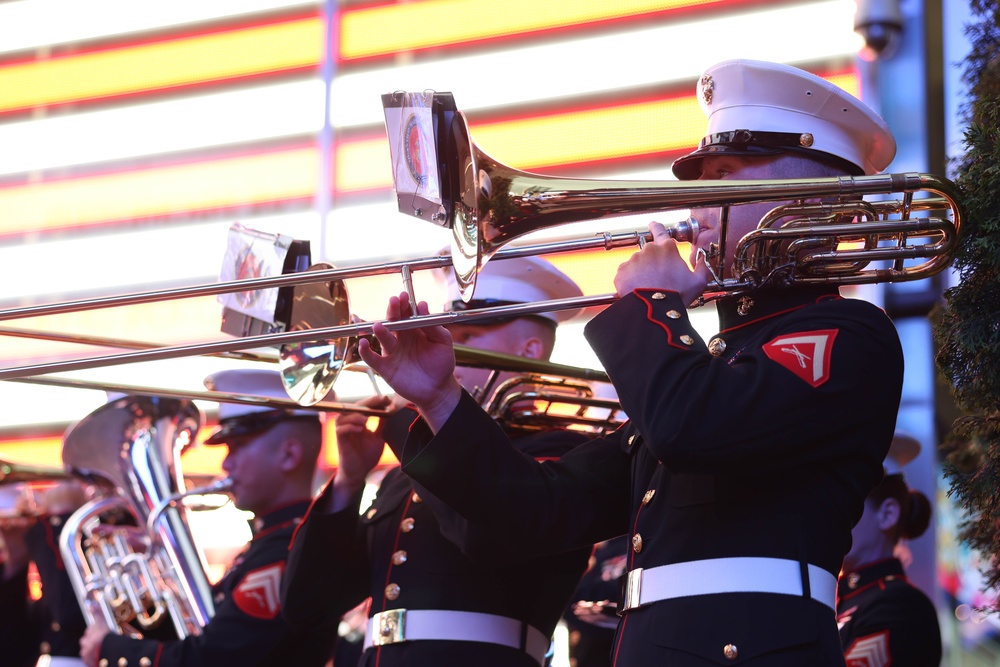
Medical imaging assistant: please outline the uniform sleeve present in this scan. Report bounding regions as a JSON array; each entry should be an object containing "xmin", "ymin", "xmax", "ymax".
[
  {"xmin": 280, "ymin": 480, "xmax": 371, "ymax": 630},
  {"xmin": 401, "ymin": 391, "xmax": 631, "ymax": 553},
  {"xmin": 585, "ymin": 290, "xmax": 903, "ymax": 474},
  {"xmin": 841, "ymin": 587, "xmax": 942, "ymax": 667},
  {"xmin": 411, "ymin": 458, "xmax": 588, "ymax": 566},
  {"xmin": 0, "ymin": 561, "xmax": 38, "ymax": 666}
]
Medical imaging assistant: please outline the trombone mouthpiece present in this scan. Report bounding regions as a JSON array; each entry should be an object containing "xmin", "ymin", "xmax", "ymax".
[{"xmin": 667, "ymin": 217, "xmax": 700, "ymax": 244}]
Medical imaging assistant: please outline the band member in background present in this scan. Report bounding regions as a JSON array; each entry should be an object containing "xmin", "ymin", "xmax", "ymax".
[
  {"xmin": 280, "ymin": 255, "xmax": 594, "ymax": 667},
  {"xmin": 562, "ymin": 535, "xmax": 629, "ymax": 667},
  {"xmin": 0, "ymin": 479, "xmax": 88, "ymax": 667},
  {"xmin": 79, "ymin": 370, "xmax": 335, "ymax": 667},
  {"xmin": 838, "ymin": 431, "xmax": 942, "ymax": 666},
  {"xmin": 354, "ymin": 59, "xmax": 905, "ymax": 665}
]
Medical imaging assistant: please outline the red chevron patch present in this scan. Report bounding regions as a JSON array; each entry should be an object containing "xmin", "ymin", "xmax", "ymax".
[
  {"xmin": 762, "ymin": 329, "xmax": 838, "ymax": 387},
  {"xmin": 844, "ymin": 630, "xmax": 890, "ymax": 667},
  {"xmin": 233, "ymin": 562, "xmax": 284, "ymax": 620}
]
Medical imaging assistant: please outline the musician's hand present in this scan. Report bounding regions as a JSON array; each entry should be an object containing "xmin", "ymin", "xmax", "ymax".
[
  {"xmin": 358, "ymin": 292, "xmax": 462, "ymax": 432},
  {"xmin": 80, "ymin": 615, "xmax": 110, "ymax": 667},
  {"xmin": 333, "ymin": 395, "xmax": 393, "ymax": 491},
  {"xmin": 614, "ymin": 221, "xmax": 711, "ymax": 306}
]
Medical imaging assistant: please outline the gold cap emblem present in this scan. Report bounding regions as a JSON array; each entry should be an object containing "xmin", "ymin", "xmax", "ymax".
[{"xmin": 700, "ymin": 74, "xmax": 715, "ymax": 105}]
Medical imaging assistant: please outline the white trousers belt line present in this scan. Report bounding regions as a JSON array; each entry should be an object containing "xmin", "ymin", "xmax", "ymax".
[
  {"xmin": 621, "ymin": 557, "xmax": 838, "ymax": 612},
  {"xmin": 363, "ymin": 609, "xmax": 549, "ymax": 666}
]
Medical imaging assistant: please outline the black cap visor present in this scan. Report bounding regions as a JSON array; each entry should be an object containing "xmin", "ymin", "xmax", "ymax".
[
  {"xmin": 671, "ymin": 129, "xmax": 863, "ymax": 180},
  {"xmin": 204, "ymin": 410, "xmax": 318, "ymax": 445}
]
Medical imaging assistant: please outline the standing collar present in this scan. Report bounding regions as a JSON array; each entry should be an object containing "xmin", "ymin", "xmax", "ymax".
[
  {"xmin": 715, "ymin": 285, "xmax": 841, "ymax": 332},
  {"xmin": 248, "ymin": 499, "xmax": 311, "ymax": 537},
  {"xmin": 838, "ymin": 557, "xmax": 907, "ymax": 599}
]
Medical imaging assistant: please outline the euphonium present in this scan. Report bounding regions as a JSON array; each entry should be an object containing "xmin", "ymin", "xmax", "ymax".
[{"xmin": 59, "ymin": 395, "xmax": 226, "ymax": 639}]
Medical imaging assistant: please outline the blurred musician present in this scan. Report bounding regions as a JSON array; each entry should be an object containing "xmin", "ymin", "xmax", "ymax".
[
  {"xmin": 838, "ymin": 432, "xmax": 942, "ymax": 666},
  {"xmin": 0, "ymin": 479, "xmax": 88, "ymax": 667},
  {"xmin": 78, "ymin": 370, "xmax": 335, "ymax": 667},
  {"xmin": 280, "ymin": 255, "xmax": 594, "ymax": 666},
  {"xmin": 562, "ymin": 535, "xmax": 629, "ymax": 667}
]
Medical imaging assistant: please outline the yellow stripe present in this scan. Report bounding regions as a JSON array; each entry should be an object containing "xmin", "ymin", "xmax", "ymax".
[
  {"xmin": 0, "ymin": 148, "xmax": 318, "ymax": 233},
  {"xmin": 0, "ymin": 72, "xmax": 855, "ymax": 234},
  {"xmin": 341, "ymin": 0, "xmax": 724, "ymax": 59},
  {"xmin": 473, "ymin": 97, "xmax": 704, "ymax": 169},
  {"xmin": 0, "ymin": 18, "xmax": 323, "ymax": 113}
]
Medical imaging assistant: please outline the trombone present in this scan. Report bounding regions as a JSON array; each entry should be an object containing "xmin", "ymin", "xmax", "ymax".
[{"xmin": 0, "ymin": 99, "xmax": 962, "ymax": 404}]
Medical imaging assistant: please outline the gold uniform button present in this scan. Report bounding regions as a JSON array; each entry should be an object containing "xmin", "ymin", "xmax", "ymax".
[
  {"xmin": 847, "ymin": 572, "xmax": 861, "ymax": 589},
  {"xmin": 642, "ymin": 489, "xmax": 655, "ymax": 505},
  {"xmin": 39, "ymin": 642, "xmax": 51, "ymax": 654},
  {"xmin": 627, "ymin": 434, "xmax": 636, "ymax": 447},
  {"xmin": 679, "ymin": 335, "xmax": 694, "ymax": 346},
  {"xmin": 51, "ymin": 621, "xmax": 60, "ymax": 632},
  {"xmin": 411, "ymin": 492, "xmax": 422, "ymax": 503},
  {"xmin": 631, "ymin": 533, "xmax": 643, "ymax": 553},
  {"xmin": 391, "ymin": 550, "xmax": 408, "ymax": 565},
  {"xmin": 98, "ymin": 660, "xmax": 108, "ymax": 667},
  {"xmin": 49, "ymin": 516, "xmax": 62, "ymax": 527},
  {"xmin": 401, "ymin": 517, "xmax": 415, "ymax": 532},
  {"xmin": 140, "ymin": 659, "xmax": 152, "ymax": 667},
  {"xmin": 651, "ymin": 292, "xmax": 667, "ymax": 300},
  {"xmin": 666, "ymin": 309, "xmax": 681, "ymax": 319},
  {"xmin": 708, "ymin": 338, "xmax": 727, "ymax": 356},
  {"xmin": 385, "ymin": 583, "xmax": 401, "ymax": 600},
  {"xmin": 724, "ymin": 644, "xmax": 738, "ymax": 660},
  {"xmin": 118, "ymin": 659, "xmax": 129, "ymax": 667},
  {"xmin": 366, "ymin": 507, "xmax": 377, "ymax": 519}
]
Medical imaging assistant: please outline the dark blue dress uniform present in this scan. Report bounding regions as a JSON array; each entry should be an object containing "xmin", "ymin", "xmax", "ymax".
[
  {"xmin": 99, "ymin": 500, "xmax": 335, "ymax": 667},
  {"xmin": 280, "ymin": 410, "xmax": 593, "ymax": 667},
  {"xmin": 398, "ymin": 286, "xmax": 904, "ymax": 666},
  {"xmin": 838, "ymin": 557, "xmax": 942, "ymax": 667},
  {"xmin": 0, "ymin": 511, "xmax": 87, "ymax": 667}
]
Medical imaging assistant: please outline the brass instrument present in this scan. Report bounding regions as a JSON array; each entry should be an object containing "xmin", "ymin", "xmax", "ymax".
[
  {"xmin": 0, "ymin": 91, "xmax": 962, "ymax": 405},
  {"xmin": 0, "ymin": 459, "xmax": 70, "ymax": 485},
  {"xmin": 0, "ymin": 175, "xmax": 961, "ymax": 392},
  {"xmin": 59, "ymin": 396, "xmax": 223, "ymax": 639},
  {"xmin": 0, "ymin": 459, "xmax": 73, "ymax": 519},
  {"xmin": 483, "ymin": 375, "xmax": 624, "ymax": 436}
]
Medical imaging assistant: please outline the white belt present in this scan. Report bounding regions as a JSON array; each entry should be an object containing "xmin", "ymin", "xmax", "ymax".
[
  {"xmin": 34, "ymin": 658, "xmax": 86, "ymax": 667},
  {"xmin": 620, "ymin": 557, "xmax": 837, "ymax": 612},
  {"xmin": 364, "ymin": 609, "xmax": 549, "ymax": 666}
]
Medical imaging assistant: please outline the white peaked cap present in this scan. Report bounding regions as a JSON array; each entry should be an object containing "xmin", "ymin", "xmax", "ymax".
[
  {"xmin": 884, "ymin": 430, "xmax": 921, "ymax": 476},
  {"xmin": 437, "ymin": 253, "xmax": 584, "ymax": 325},
  {"xmin": 672, "ymin": 59, "xmax": 896, "ymax": 180},
  {"xmin": 202, "ymin": 368, "xmax": 317, "ymax": 444}
]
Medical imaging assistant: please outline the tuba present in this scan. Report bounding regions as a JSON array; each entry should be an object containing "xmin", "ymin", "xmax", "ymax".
[{"xmin": 59, "ymin": 395, "xmax": 229, "ymax": 639}]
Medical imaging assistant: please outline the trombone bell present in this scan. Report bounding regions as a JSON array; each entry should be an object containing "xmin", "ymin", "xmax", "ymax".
[{"xmin": 278, "ymin": 263, "xmax": 352, "ymax": 406}]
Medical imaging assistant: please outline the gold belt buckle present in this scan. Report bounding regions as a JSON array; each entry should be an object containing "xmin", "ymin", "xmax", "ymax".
[
  {"xmin": 373, "ymin": 609, "xmax": 406, "ymax": 646},
  {"xmin": 620, "ymin": 568, "xmax": 643, "ymax": 614}
]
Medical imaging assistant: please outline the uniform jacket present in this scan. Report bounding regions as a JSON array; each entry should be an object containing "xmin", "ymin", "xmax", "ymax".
[
  {"xmin": 399, "ymin": 286, "xmax": 904, "ymax": 666},
  {"xmin": 838, "ymin": 557, "xmax": 942, "ymax": 667},
  {"xmin": 0, "ymin": 512, "xmax": 87, "ymax": 667},
  {"xmin": 281, "ymin": 410, "xmax": 593, "ymax": 667},
  {"xmin": 100, "ymin": 500, "xmax": 334, "ymax": 667}
]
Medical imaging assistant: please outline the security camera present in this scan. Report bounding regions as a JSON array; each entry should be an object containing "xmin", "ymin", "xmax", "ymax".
[{"xmin": 854, "ymin": 0, "xmax": 903, "ymax": 61}]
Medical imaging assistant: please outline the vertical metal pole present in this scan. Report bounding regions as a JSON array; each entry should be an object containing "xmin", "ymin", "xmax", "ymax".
[{"xmin": 317, "ymin": 0, "xmax": 341, "ymax": 260}]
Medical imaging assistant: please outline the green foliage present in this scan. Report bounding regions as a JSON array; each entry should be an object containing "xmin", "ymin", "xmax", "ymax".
[{"xmin": 932, "ymin": 0, "xmax": 1000, "ymax": 600}]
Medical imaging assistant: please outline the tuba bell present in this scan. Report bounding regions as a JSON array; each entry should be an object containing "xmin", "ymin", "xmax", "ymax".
[{"xmin": 59, "ymin": 395, "xmax": 228, "ymax": 639}]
